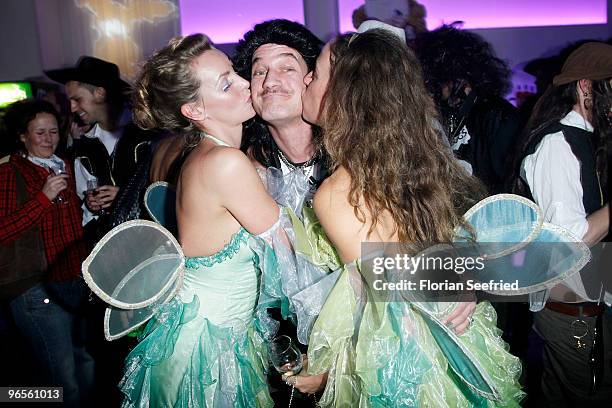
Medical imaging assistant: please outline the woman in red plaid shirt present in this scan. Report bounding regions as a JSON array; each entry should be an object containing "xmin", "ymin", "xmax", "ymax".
[{"xmin": 0, "ymin": 99, "xmax": 93, "ymax": 407}]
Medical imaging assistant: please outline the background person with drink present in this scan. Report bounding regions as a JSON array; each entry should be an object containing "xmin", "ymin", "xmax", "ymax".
[{"xmin": 0, "ymin": 99, "xmax": 93, "ymax": 407}]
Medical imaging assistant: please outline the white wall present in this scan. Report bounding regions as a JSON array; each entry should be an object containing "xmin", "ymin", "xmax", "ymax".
[
  {"xmin": 304, "ymin": 0, "xmax": 339, "ymax": 42},
  {"xmin": 473, "ymin": 23, "xmax": 611, "ymax": 69},
  {"xmin": 0, "ymin": 0, "xmax": 44, "ymax": 81}
]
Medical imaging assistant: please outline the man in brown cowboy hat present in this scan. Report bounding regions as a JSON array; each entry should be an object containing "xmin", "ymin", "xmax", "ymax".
[
  {"xmin": 512, "ymin": 42, "xmax": 612, "ymax": 407},
  {"xmin": 45, "ymin": 56, "xmax": 152, "ymax": 243}
]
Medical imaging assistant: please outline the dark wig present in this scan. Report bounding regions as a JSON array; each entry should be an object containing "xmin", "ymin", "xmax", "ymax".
[
  {"xmin": 233, "ymin": 19, "xmax": 322, "ymax": 80},
  {"xmin": 415, "ymin": 24, "xmax": 512, "ymax": 104},
  {"xmin": 592, "ymin": 79, "xmax": 611, "ymax": 189},
  {"xmin": 233, "ymin": 19, "xmax": 323, "ymax": 167}
]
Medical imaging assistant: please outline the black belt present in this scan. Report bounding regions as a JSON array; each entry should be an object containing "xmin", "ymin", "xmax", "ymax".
[{"xmin": 545, "ymin": 302, "xmax": 604, "ymax": 317}]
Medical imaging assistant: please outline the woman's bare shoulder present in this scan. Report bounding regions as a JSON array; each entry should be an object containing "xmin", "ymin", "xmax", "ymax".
[
  {"xmin": 314, "ymin": 167, "xmax": 351, "ymax": 213},
  {"xmin": 313, "ymin": 167, "xmax": 363, "ymax": 263},
  {"xmin": 182, "ymin": 144, "xmax": 252, "ymax": 179}
]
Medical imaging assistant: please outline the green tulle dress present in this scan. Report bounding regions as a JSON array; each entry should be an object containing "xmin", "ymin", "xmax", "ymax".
[
  {"xmin": 119, "ymin": 228, "xmax": 273, "ymax": 407},
  {"xmin": 292, "ymin": 193, "xmax": 590, "ymax": 407},
  {"xmin": 87, "ymin": 177, "xmax": 586, "ymax": 408},
  {"xmin": 306, "ymin": 261, "xmax": 525, "ymax": 407}
]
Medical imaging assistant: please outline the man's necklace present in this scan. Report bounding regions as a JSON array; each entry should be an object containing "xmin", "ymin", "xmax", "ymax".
[{"xmin": 277, "ymin": 148, "xmax": 317, "ymax": 173}]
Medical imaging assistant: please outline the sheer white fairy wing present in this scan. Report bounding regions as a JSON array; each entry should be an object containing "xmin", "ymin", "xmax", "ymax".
[
  {"xmin": 82, "ymin": 220, "xmax": 184, "ymax": 339},
  {"xmin": 104, "ymin": 273, "xmax": 183, "ymax": 341},
  {"xmin": 460, "ymin": 194, "xmax": 543, "ymax": 258},
  {"xmin": 460, "ymin": 194, "xmax": 591, "ymax": 295},
  {"xmin": 144, "ymin": 181, "xmax": 178, "ymax": 236}
]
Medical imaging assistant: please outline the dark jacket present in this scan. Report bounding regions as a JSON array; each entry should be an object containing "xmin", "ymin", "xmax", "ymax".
[
  {"xmin": 453, "ymin": 95, "xmax": 521, "ymax": 194},
  {"xmin": 73, "ymin": 122, "xmax": 154, "ymax": 240}
]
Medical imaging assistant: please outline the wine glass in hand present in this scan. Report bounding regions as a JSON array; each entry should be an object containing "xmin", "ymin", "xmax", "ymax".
[
  {"xmin": 48, "ymin": 164, "xmax": 67, "ymax": 204},
  {"xmin": 86, "ymin": 177, "xmax": 105, "ymax": 215},
  {"xmin": 268, "ymin": 335, "xmax": 303, "ymax": 407},
  {"xmin": 269, "ymin": 335, "xmax": 303, "ymax": 375}
]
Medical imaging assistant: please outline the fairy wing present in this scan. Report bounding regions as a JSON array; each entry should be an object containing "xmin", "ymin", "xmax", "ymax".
[
  {"xmin": 396, "ymin": 194, "xmax": 590, "ymax": 400},
  {"xmin": 144, "ymin": 181, "xmax": 178, "ymax": 236},
  {"xmin": 82, "ymin": 219, "xmax": 184, "ymax": 340},
  {"xmin": 461, "ymin": 194, "xmax": 590, "ymax": 295}
]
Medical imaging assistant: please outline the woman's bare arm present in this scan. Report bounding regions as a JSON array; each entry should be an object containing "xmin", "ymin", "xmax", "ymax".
[{"xmin": 206, "ymin": 148, "xmax": 279, "ymax": 235}]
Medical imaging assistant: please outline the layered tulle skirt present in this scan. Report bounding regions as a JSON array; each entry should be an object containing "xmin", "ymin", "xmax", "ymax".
[
  {"xmin": 119, "ymin": 295, "xmax": 273, "ymax": 407},
  {"xmin": 307, "ymin": 265, "xmax": 525, "ymax": 407}
]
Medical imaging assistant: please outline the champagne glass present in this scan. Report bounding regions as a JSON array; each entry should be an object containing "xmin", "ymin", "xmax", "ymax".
[
  {"xmin": 86, "ymin": 177, "xmax": 98, "ymax": 195},
  {"xmin": 268, "ymin": 335, "xmax": 303, "ymax": 407},
  {"xmin": 48, "ymin": 164, "xmax": 66, "ymax": 204},
  {"xmin": 87, "ymin": 177, "xmax": 106, "ymax": 215}
]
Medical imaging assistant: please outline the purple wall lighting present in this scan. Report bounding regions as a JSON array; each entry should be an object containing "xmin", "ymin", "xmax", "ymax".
[
  {"xmin": 179, "ymin": 0, "xmax": 305, "ymax": 44},
  {"xmin": 338, "ymin": 0, "xmax": 607, "ymax": 33}
]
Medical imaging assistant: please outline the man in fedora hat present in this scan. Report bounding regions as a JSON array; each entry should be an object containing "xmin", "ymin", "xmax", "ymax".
[
  {"xmin": 46, "ymin": 56, "xmax": 153, "ymax": 406},
  {"xmin": 45, "ymin": 56, "xmax": 152, "ymax": 244}
]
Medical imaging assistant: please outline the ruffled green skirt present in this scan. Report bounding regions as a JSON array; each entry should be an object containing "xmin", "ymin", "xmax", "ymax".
[
  {"xmin": 119, "ymin": 296, "xmax": 273, "ymax": 407},
  {"xmin": 308, "ymin": 266, "xmax": 525, "ymax": 407}
]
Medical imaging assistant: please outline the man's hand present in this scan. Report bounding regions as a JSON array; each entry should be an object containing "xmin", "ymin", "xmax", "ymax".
[
  {"xmin": 95, "ymin": 185, "xmax": 120, "ymax": 209},
  {"xmin": 85, "ymin": 190, "xmax": 101, "ymax": 212}
]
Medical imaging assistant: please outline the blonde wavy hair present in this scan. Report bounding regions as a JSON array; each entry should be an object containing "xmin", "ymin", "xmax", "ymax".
[{"xmin": 132, "ymin": 34, "xmax": 213, "ymax": 146}]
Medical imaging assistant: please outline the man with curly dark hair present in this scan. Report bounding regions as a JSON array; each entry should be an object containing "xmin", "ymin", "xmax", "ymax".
[
  {"xmin": 233, "ymin": 19, "xmax": 326, "ymax": 405},
  {"xmin": 233, "ymin": 19, "xmax": 326, "ymax": 186},
  {"xmin": 415, "ymin": 24, "xmax": 521, "ymax": 195}
]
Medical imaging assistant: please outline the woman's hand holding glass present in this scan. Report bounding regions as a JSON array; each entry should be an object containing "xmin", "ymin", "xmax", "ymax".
[
  {"xmin": 269, "ymin": 335, "xmax": 326, "ymax": 395},
  {"xmin": 42, "ymin": 172, "xmax": 69, "ymax": 203},
  {"xmin": 47, "ymin": 165, "xmax": 69, "ymax": 204},
  {"xmin": 269, "ymin": 335, "xmax": 303, "ymax": 375}
]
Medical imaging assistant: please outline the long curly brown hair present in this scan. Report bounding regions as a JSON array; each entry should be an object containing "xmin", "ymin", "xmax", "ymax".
[{"xmin": 321, "ymin": 30, "xmax": 485, "ymax": 244}]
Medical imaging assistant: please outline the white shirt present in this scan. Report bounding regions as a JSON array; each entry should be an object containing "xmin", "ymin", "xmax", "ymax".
[
  {"xmin": 521, "ymin": 110, "xmax": 610, "ymax": 307},
  {"xmin": 521, "ymin": 110, "xmax": 592, "ymax": 239},
  {"xmin": 74, "ymin": 113, "xmax": 129, "ymax": 225}
]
